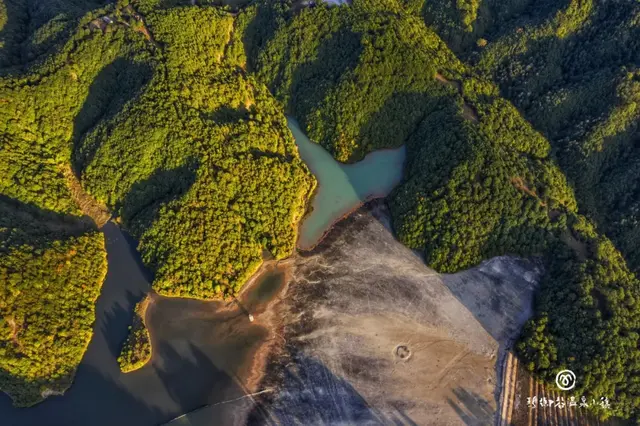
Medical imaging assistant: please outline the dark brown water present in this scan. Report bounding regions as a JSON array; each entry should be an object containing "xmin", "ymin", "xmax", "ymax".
[
  {"xmin": 0, "ymin": 223, "xmax": 281, "ymax": 426},
  {"xmin": 242, "ymin": 269, "xmax": 285, "ymax": 311}
]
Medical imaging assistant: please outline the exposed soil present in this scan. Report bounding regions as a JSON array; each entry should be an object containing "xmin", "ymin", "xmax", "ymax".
[
  {"xmin": 561, "ymin": 230, "xmax": 589, "ymax": 261},
  {"xmin": 435, "ymin": 72, "xmax": 479, "ymax": 123},
  {"xmin": 5, "ymin": 317, "xmax": 23, "ymax": 351},
  {"xmin": 159, "ymin": 262, "xmax": 292, "ymax": 425},
  {"xmin": 0, "ymin": 225, "xmax": 289, "ymax": 426},
  {"xmin": 0, "ymin": 198, "xmax": 559, "ymax": 425},
  {"xmin": 511, "ymin": 176, "xmax": 547, "ymax": 207},
  {"xmin": 61, "ymin": 164, "xmax": 111, "ymax": 227},
  {"xmin": 245, "ymin": 201, "xmax": 542, "ymax": 425}
]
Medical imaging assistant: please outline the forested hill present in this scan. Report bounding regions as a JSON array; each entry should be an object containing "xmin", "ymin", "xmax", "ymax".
[
  {"xmin": 421, "ymin": 0, "xmax": 640, "ymax": 272},
  {"xmin": 0, "ymin": 0, "xmax": 122, "ymax": 407},
  {"xmin": 247, "ymin": 0, "xmax": 640, "ymax": 420},
  {"xmin": 0, "ymin": 0, "xmax": 313, "ymax": 407}
]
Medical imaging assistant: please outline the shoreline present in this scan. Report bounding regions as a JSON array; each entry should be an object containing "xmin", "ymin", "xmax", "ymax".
[
  {"xmin": 289, "ymin": 117, "xmax": 405, "ymax": 252},
  {"xmin": 148, "ymin": 258, "xmax": 293, "ymax": 424},
  {"xmin": 296, "ymin": 194, "xmax": 393, "ymax": 252}
]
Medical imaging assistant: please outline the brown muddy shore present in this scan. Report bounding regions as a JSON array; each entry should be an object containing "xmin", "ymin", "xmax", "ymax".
[
  {"xmin": 149, "ymin": 259, "xmax": 292, "ymax": 393},
  {"xmin": 153, "ymin": 259, "xmax": 293, "ymax": 426},
  {"xmin": 295, "ymin": 191, "xmax": 393, "ymax": 252},
  {"xmin": 0, "ymin": 223, "xmax": 289, "ymax": 426}
]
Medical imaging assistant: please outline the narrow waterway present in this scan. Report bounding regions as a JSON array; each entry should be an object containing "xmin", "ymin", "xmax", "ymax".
[
  {"xmin": 288, "ymin": 118, "xmax": 406, "ymax": 250},
  {"xmin": 0, "ymin": 224, "xmax": 283, "ymax": 426}
]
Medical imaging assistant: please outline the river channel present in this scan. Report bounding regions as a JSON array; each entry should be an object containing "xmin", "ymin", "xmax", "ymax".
[{"xmin": 0, "ymin": 224, "xmax": 285, "ymax": 426}]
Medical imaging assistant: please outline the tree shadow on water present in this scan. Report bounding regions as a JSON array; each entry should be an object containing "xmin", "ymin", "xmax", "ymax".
[
  {"xmin": 99, "ymin": 291, "xmax": 145, "ymax": 360},
  {"xmin": 154, "ymin": 341, "xmax": 248, "ymax": 417},
  {"xmin": 0, "ymin": 316, "xmax": 247, "ymax": 426}
]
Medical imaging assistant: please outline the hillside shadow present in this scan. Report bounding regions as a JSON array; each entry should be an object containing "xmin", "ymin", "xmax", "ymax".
[
  {"xmin": 242, "ymin": 2, "xmax": 288, "ymax": 73},
  {"xmin": 446, "ymin": 387, "xmax": 494, "ymax": 425},
  {"xmin": 119, "ymin": 161, "xmax": 198, "ymax": 237},
  {"xmin": 343, "ymin": 91, "xmax": 443, "ymax": 201},
  {"xmin": 0, "ymin": 361, "xmax": 165, "ymax": 426},
  {"xmin": 102, "ymin": 221, "xmax": 154, "ymax": 286},
  {"xmin": 0, "ymin": 366, "xmax": 46, "ymax": 409},
  {"xmin": 0, "ymin": 219, "xmax": 251, "ymax": 425},
  {"xmin": 435, "ymin": 0, "xmax": 572, "ymax": 57},
  {"xmin": 0, "ymin": 194, "xmax": 95, "ymax": 249},
  {"xmin": 154, "ymin": 341, "xmax": 248, "ymax": 418},
  {"xmin": 247, "ymin": 349, "xmax": 426, "ymax": 425},
  {"xmin": 288, "ymin": 28, "xmax": 362, "ymax": 127},
  {"xmin": 72, "ymin": 57, "xmax": 152, "ymax": 173},
  {"xmin": 91, "ymin": 222, "xmax": 152, "ymax": 366},
  {"xmin": 356, "ymin": 91, "xmax": 439, "ymax": 157},
  {"xmin": 159, "ymin": 0, "xmax": 193, "ymax": 8},
  {"xmin": 101, "ymin": 291, "xmax": 144, "ymax": 360},
  {"xmin": 379, "ymin": 92, "xmax": 474, "ymax": 190},
  {"xmin": 0, "ymin": 0, "xmax": 110, "ymax": 72},
  {"xmin": 0, "ymin": 341, "xmax": 238, "ymax": 425},
  {"xmin": 0, "ymin": 0, "xmax": 29, "ymax": 68},
  {"xmin": 441, "ymin": 254, "xmax": 540, "ymax": 347},
  {"xmin": 248, "ymin": 351, "xmax": 387, "ymax": 425}
]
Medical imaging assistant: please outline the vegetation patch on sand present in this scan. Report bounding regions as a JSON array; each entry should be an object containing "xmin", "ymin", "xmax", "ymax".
[{"xmin": 118, "ymin": 295, "xmax": 152, "ymax": 373}]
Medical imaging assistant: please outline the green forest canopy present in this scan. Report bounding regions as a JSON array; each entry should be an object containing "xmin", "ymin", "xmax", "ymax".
[
  {"xmin": 117, "ymin": 296, "xmax": 151, "ymax": 373},
  {"xmin": 0, "ymin": 0, "xmax": 313, "ymax": 406}
]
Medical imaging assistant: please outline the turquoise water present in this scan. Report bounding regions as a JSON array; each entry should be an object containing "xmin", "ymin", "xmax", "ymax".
[{"xmin": 288, "ymin": 118, "xmax": 406, "ymax": 250}]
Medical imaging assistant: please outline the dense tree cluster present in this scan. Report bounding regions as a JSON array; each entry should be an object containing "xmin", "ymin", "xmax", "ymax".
[
  {"xmin": 416, "ymin": 0, "xmax": 640, "ymax": 274},
  {"xmin": 398, "ymin": 0, "xmax": 640, "ymax": 417},
  {"xmin": 78, "ymin": 5, "xmax": 314, "ymax": 298},
  {"xmin": 0, "ymin": 198, "xmax": 106, "ymax": 406},
  {"xmin": 118, "ymin": 296, "xmax": 151, "ymax": 373},
  {"xmin": 0, "ymin": 0, "xmax": 111, "ymax": 68},
  {"xmin": 253, "ymin": 0, "xmax": 463, "ymax": 162},
  {"xmin": 0, "ymin": 0, "xmax": 143, "ymax": 406},
  {"xmin": 1, "ymin": 0, "xmax": 638, "ymax": 419}
]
